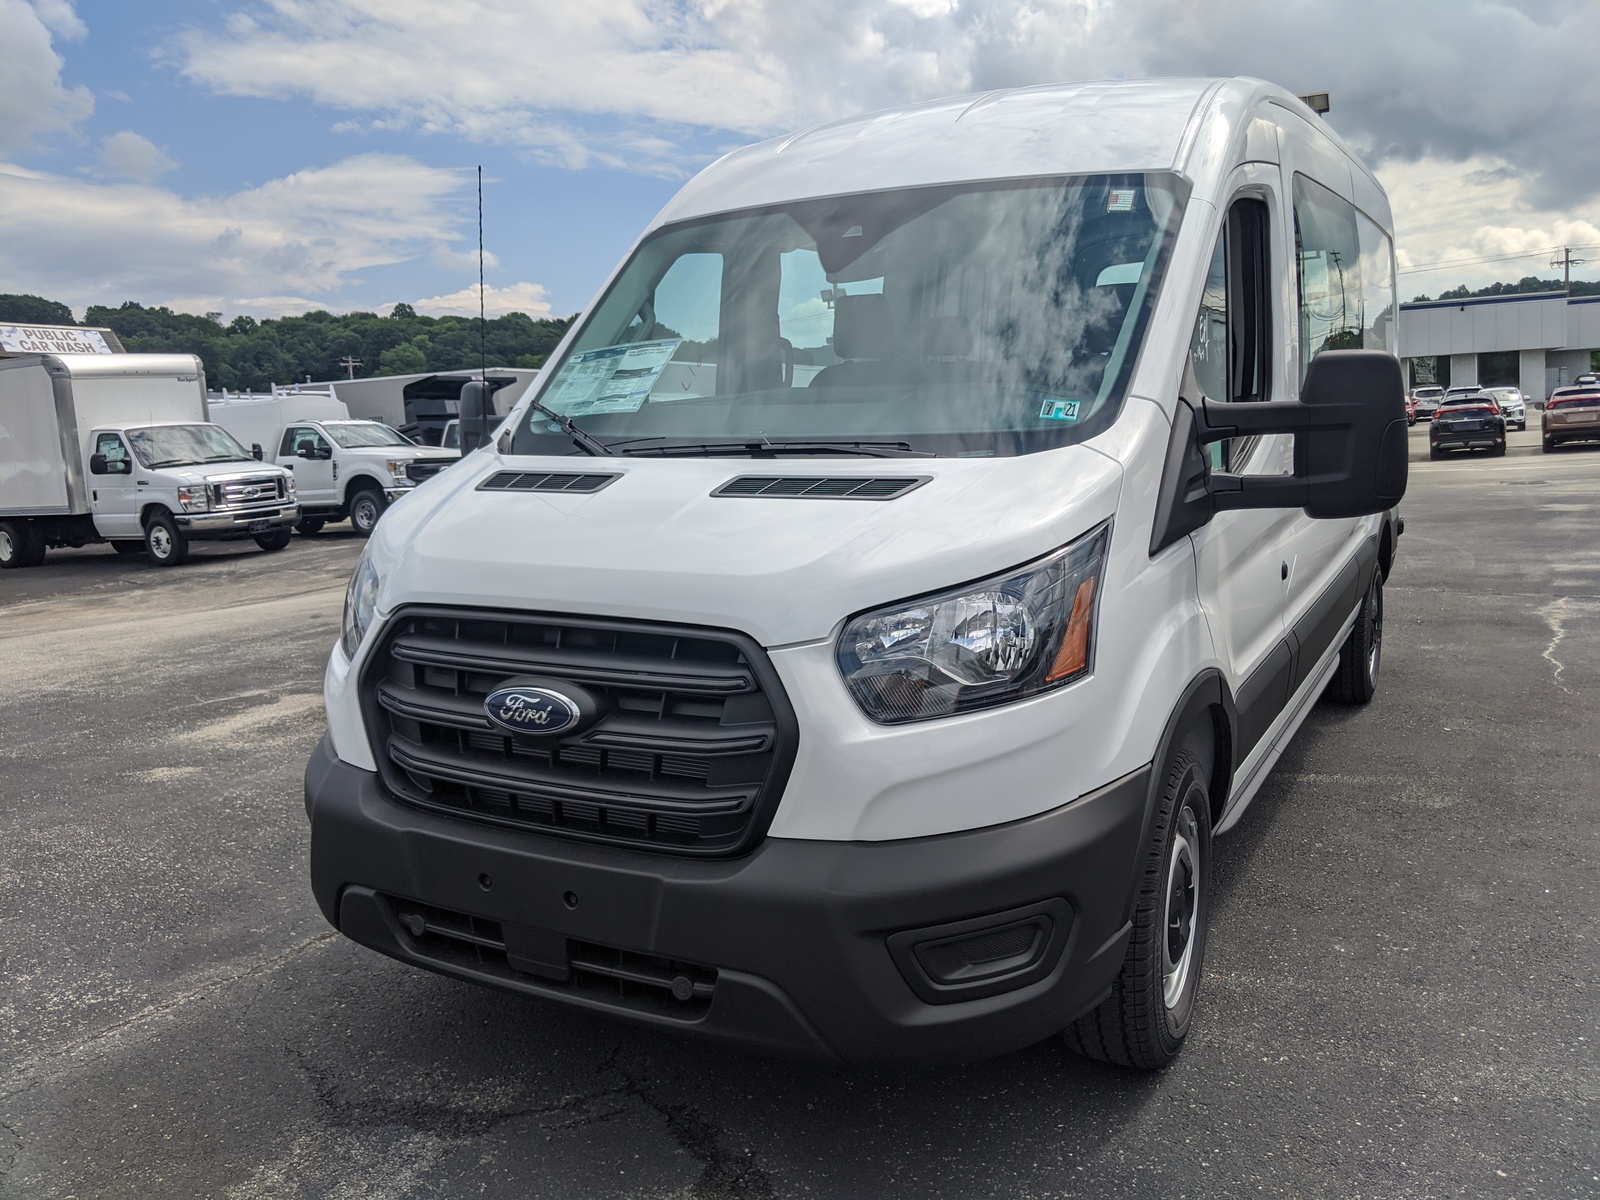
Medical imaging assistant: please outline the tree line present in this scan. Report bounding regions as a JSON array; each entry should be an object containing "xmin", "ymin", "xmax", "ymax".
[
  {"xmin": 0, "ymin": 294, "xmax": 574, "ymax": 392},
  {"xmin": 1410, "ymin": 275, "xmax": 1600, "ymax": 303}
]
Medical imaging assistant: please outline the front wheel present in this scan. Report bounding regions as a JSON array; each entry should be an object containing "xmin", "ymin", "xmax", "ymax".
[
  {"xmin": 1065, "ymin": 747, "xmax": 1212, "ymax": 1070},
  {"xmin": 254, "ymin": 528, "xmax": 293, "ymax": 552},
  {"xmin": 295, "ymin": 517, "xmax": 325, "ymax": 536},
  {"xmin": 144, "ymin": 511, "xmax": 190, "ymax": 567},
  {"xmin": 347, "ymin": 488, "xmax": 386, "ymax": 537},
  {"xmin": 1328, "ymin": 566, "xmax": 1383, "ymax": 704}
]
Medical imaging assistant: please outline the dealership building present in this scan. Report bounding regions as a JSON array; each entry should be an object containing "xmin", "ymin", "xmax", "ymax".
[{"xmin": 1398, "ymin": 291, "xmax": 1600, "ymax": 401}]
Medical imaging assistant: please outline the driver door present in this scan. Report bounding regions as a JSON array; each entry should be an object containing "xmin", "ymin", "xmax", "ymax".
[
  {"xmin": 88, "ymin": 431, "xmax": 140, "ymax": 538},
  {"xmin": 277, "ymin": 425, "xmax": 336, "ymax": 505}
]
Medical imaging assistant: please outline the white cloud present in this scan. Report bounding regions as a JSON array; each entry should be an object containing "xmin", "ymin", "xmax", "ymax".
[
  {"xmin": 411, "ymin": 281, "xmax": 552, "ymax": 318},
  {"xmin": 177, "ymin": 2, "xmax": 1600, "ymax": 209},
  {"xmin": 98, "ymin": 131, "xmax": 177, "ymax": 183},
  {"xmin": 1378, "ymin": 155, "xmax": 1600, "ymax": 297},
  {"xmin": 0, "ymin": 0, "xmax": 93, "ymax": 156},
  {"xmin": 0, "ymin": 154, "xmax": 476, "ymax": 313},
  {"xmin": 430, "ymin": 244, "xmax": 499, "ymax": 272}
]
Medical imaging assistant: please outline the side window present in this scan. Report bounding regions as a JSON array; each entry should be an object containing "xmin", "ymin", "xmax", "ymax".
[
  {"xmin": 281, "ymin": 426, "xmax": 327, "ymax": 457},
  {"xmin": 1189, "ymin": 196, "xmax": 1272, "ymax": 469},
  {"xmin": 95, "ymin": 432, "xmax": 128, "ymax": 463},
  {"xmin": 1293, "ymin": 174, "xmax": 1374, "ymax": 377}
]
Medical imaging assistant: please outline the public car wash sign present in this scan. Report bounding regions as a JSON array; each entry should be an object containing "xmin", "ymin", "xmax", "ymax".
[{"xmin": 0, "ymin": 325, "xmax": 120, "ymax": 355}]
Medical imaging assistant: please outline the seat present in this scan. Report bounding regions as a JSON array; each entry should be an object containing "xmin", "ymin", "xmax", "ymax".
[{"xmin": 810, "ymin": 294, "xmax": 903, "ymax": 388}]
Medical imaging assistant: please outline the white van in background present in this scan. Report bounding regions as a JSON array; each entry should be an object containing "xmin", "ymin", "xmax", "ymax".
[
  {"xmin": 0, "ymin": 353, "xmax": 298, "ymax": 567},
  {"xmin": 306, "ymin": 78, "xmax": 1407, "ymax": 1068},
  {"xmin": 208, "ymin": 390, "xmax": 458, "ymax": 536}
]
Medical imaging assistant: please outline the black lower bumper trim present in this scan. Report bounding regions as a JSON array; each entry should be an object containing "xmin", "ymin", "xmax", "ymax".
[{"xmin": 306, "ymin": 735, "xmax": 1150, "ymax": 1062}]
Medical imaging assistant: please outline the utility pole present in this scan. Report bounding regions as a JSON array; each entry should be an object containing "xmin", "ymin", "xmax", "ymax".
[
  {"xmin": 338, "ymin": 355, "xmax": 362, "ymax": 379},
  {"xmin": 1550, "ymin": 247, "xmax": 1586, "ymax": 294}
]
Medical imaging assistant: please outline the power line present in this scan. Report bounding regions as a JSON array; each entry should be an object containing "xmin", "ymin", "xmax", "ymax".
[
  {"xmin": 1397, "ymin": 242, "xmax": 1600, "ymax": 276},
  {"xmin": 1551, "ymin": 246, "xmax": 1588, "ymax": 294}
]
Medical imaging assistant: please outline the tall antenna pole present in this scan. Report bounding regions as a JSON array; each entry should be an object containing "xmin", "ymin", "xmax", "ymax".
[{"xmin": 478, "ymin": 165, "xmax": 487, "ymax": 380}]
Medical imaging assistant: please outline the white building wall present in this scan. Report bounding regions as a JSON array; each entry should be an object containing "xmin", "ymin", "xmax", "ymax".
[
  {"xmin": 1519, "ymin": 349, "xmax": 1547, "ymax": 403},
  {"xmin": 1546, "ymin": 349, "xmax": 1591, "ymax": 392},
  {"xmin": 1449, "ymin": 353, "xmax": 1477, "ymax": 388}
]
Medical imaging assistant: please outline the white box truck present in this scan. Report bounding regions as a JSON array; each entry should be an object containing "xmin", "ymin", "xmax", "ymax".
[
  {"xmin": 207, "ymin": 389, "xmax": 459, "ymax": 537},
  {"xmin": 0, "ymin": 352, "xmax": 299, "ymax": 568}
]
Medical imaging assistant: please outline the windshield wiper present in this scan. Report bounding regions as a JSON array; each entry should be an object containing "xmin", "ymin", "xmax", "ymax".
[
  {"xmin": 619, "ymin": 439, "xmax": 932, "ymax": 459},
  {"xmin": 528, "ymin": 398, "xmax": 612, "ymax": 457},
  {"xmin": 145, "ymin": 458, "xmax": 199, "ymax": 468},
  {"xmin": 204, "ymin": 454, "xmax": 250, "ymax": 462}
]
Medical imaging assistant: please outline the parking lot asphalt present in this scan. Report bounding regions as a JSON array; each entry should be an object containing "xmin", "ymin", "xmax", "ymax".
[{"xmin": 2, "ymin": 431, "xmax": 1596, "ymax": 1199}]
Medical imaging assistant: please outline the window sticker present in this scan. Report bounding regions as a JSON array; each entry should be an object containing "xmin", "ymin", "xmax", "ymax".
[
  {"xmin": 1106, "ymin": 188, "xmax": 1137, "ymax": 213},
  {"xmin": 543, "ymin": 338, "xmax": 681, "ymax": 416},
  {"xmin": 1038, "ymin": 398, "xmax": 1081, "ymax": 422}
]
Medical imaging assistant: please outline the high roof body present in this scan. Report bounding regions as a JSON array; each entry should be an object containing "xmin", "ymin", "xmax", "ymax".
[{"xmin": 653, "ymin": 77, "xmax": 1388, "ymax": 231}]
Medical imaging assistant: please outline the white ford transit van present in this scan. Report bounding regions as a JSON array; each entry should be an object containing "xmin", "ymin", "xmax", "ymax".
[{"xmin": 306, "ymin": 78, "xmax": 1407, "ymax": 1068}]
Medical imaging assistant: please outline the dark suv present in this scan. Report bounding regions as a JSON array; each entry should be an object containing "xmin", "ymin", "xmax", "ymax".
[{"xmin": 1430, "ymin": 393, "xmax": 1506, "ymax": 459}]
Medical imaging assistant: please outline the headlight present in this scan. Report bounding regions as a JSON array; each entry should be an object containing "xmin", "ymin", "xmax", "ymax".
[
  {"xmin": 176, "ymin": 485, "xmax": 210, "ymax": 512},
  {"xmin": 285, "ymin": 474, "xmax": 297, "ymax": 495},
  {"xmin": 836, "ymin": 523, "xmax": 1110, "ymax": 724},
  {"xmin": 388, "ymin": 460, "xmax": 413, "ymax": 484},
  {"xmin": 341, "ymin": 546, "xmax": 382, "ymax": 660}
]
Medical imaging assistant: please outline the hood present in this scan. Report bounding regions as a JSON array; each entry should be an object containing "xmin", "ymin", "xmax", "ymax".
[
  {"xmin": 342, "ymin": 445, "xmax": 458, "ymax": 462},
  {"xmin": 151, "ymin": 464, "xmax": 288, "ymax": 485},
  {"xmin": 372, "ymin": 447, "xmax": 1123, "ymax": 647}
]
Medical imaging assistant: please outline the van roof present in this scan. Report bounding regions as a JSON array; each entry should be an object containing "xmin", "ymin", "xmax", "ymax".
[{"xmin": 654, "ymin": 77, "xmax": 1376, "ymax": 229}]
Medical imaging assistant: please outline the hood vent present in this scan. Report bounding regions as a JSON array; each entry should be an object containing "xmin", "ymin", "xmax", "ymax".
[
  {"xmin": 478, "ymin": 471, "xmax": 621, "ymax": 494},
  {"xmin": 712, "ymin": 475, "xmax": 929, "ymax": 501}
]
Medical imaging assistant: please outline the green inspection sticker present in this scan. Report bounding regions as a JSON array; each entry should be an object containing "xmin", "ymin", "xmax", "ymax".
[{"xmin": 1038, "ymin": 398, "xmax": 1081, "ymax": 422}]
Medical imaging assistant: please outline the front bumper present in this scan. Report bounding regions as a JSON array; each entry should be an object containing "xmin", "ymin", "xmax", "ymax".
[
  {"xmin": 175, "ymin": 503, "xmax": 300, "ymax": 538},
  {"xmin": 305, "ymin": 734, "xmax": 1150, "ymax": 1062}
]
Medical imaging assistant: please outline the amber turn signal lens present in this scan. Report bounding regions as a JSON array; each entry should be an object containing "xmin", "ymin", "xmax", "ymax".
[{"xmin": 1046, "ymin": 576, "xmax": 1097, "ymax": 683}]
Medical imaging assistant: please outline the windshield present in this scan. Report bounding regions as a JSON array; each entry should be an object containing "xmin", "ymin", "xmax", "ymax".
[
  {"xmin": 323, "ymin": 421, "xmax": 414, "ymax": 448},
  {"xmin": 1414, "ymin": 388, "xmax": 1442, "ymax": 398},
  {"xmin": 512, "ymin": 174, "xmax": 1186, "ymax": 458},
  {"xmin": 126, "ymin": 423, "xmax": 253, "ymax": 468},
  {"xmin": 441, "ymin": 422, "xmax": 460, "ymax": 450}
]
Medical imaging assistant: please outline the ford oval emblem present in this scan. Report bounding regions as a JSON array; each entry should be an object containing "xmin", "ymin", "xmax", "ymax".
[{"xmin": 484, "ymin": 686, "xmax": 580, "ymax": 736}]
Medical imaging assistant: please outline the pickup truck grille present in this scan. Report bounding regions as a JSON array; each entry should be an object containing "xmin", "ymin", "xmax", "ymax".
[
  {"xmin": 360, "ymin": 607, "xmax": 798, "ymax": 856},
  {"xmin": 406, "ymin": 459, "xmax": 454, "ymax": 483},
  {"xmin": 210, "ymin": 475, "xmax": 287, "ymax": 509}
]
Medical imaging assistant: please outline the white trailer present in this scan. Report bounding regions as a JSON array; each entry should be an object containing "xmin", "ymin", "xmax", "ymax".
[{"xmin": 0, "ymin": 353, "xmax": 299, "ymax": 567}]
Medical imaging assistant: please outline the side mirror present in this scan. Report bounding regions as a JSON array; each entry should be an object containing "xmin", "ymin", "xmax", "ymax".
[
  {"xmin": 458, "ymin": 380, "xmax": 493, "ymax": 453},
  {"xmin": 296, "ymin": 446, "xmax": 313, "ymax": 459},
  {"xmin": 251, "ymin": 443, "xmax": 264, "ymax": 461},
  {"xmin": 90, "ymin": 453, "xmax": 108, "ymax": 475},
  {"xmin": 316, "ymin": 445, "xmax": 334, "ymax": 460},
  {"xmin": 1150, "ymin": 351, "xmax": 1409, "ymax": 554}
]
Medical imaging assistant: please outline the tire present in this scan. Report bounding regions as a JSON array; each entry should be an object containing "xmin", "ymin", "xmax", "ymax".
[
  {"xmin": 254, "ymin": 528, "xmax": 293, "ymax": 552},
  {"xmin": 347, "ymin": 487, "xmax": 386, "ymax": 537},
  {"xmin": 144, "ymin": 510, "xmax": 190, "ymax": 567},
  {"xmin": 295, "ymin": 517, "xmax": 326, "ymax": 536},
  {"xmin": 1492, "ymin": 442, "xmax": 1507, "ymax": 457},
  {"xmin": 1328, "ymin": 566, "xmax": 1383, "ymax": 705},
  {"xmin": 111, "ymin": 540, "xmax": 146, "ymax": 556},
  {"xmin": 1065, "ymin": 746, "xmax": 1212, "ymax": 1070},
  {"xmin": 1542, "ymin": 436, "xmax": 1556, "ymax": 453},
  {"xmin": 1428, "ymin": 445, "xmax": 1442, "ymax": 461},
  {"xmin": 0, "ymin": 520, "xmax": 45, "ymax": 569}
]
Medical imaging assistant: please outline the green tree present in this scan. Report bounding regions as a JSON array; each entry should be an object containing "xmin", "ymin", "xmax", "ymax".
[
  {"xmin": 0, "ymin": 294, "xmax": 77, "ymax": 325},
  {"xmin": 378, "ymin": 341, "xmax": 429, "ymax": 375}
]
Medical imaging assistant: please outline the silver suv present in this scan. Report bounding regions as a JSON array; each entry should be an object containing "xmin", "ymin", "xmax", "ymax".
[{"xmin": 1483, "ymin": 386, "xmax": 1527, "ymax": 430}]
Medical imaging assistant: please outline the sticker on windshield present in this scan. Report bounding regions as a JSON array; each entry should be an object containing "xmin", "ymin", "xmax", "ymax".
[
  {"xmin": 1038, "ymin": 398, "xmax": 1081, "ymax": 422},
  {"xmin": 543, "ymin": 338, "xmax": 681, "ymax": 416},
  {"xmin": 1106, "ymin": 188, "xmax": 1137, "ymax": 213}
]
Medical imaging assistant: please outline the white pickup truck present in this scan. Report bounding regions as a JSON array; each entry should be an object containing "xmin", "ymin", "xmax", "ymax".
[
  {"xmin": 208, "ymin": 391, "xmax": 458, "ymax": 536},
  {"xmin": 0, "ymin": 352, "xmax": 299, "ymax": 568}
]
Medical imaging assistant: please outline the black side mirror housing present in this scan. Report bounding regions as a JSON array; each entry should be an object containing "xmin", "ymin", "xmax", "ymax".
[
  {"xmin": 1150, "ymin": 351, "xmax": 1409, "ymax": 555},
  {"xmin": 296, "ymin": 446, "xmax": 313, "ymax": 459},
  {"xmin": 251, "ymin": 443, "xmax": 264, "ymax": 461},
  {"xmin": 89, "ymin": 453, "xmax": 108, "ymax": 475},
  {"xmin": 458, "ymin": 381, "xmax": 493, "ymax": 454}
]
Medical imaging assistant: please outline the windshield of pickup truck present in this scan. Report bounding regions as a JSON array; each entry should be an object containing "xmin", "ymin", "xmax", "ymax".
[
  {"xmin": 125, "ymin": 423, "xmax": 254, "ymax": 468},
  {"xmin": 512, "ymin": 173, "xmax": 1186, "ymax": 458},
  {"xmin": 323, "ymin": 421, "xmax": 414, "ymax": 449}
]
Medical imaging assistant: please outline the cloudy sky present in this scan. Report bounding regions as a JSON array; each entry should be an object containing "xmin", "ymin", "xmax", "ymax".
[{"xmin": 2, "ymin": 0, "xmax": 1598, "ymax": 321}]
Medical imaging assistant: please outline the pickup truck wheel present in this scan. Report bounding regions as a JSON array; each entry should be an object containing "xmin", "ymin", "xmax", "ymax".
[
  {"xmin": 0, "ymin": 520, "xmax": 45, "ymax": 568},
  {"xmin": 254, "ymin": 529, "xmax": 293, "ymax": 552},
  {"xmin": 295, "ymin": 517, "xmax": 326, "ymax": 536},
  {"xmin": 348, "ymin": 487, "xmax": 385, "ymax": 537},
  {"xmin": 110, "ymin": 540, "xmax": 146, "ymax": 556},
  {"xmin": 1328, "ymin": 567, "xmax": 1383, "ymax": 705},
  {"xmin": 1064, "ymin": 747, "xmax": 1211, "ymax": 1070},
  {"xmin": 144, "ymin": 511, "xmax": 190, "ymax": 567}
]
